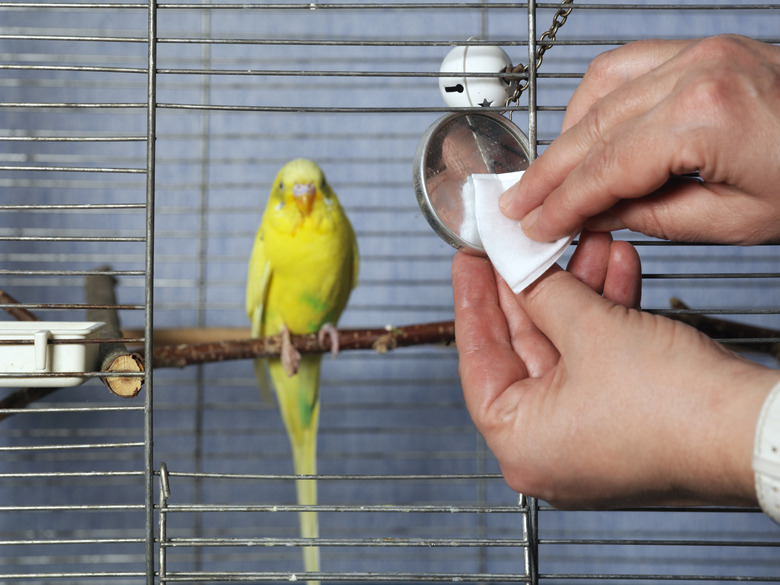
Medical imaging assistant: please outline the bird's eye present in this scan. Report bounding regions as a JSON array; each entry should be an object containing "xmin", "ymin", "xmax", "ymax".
[{"xmin": 278, "ymin": 182, "xmax": 284, "ymax": 191}]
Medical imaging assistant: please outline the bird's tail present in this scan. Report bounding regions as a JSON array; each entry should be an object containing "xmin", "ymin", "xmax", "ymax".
[
  {"xmin": 270, "ymin": 354, "xmax": 322, "ymax": 585},
  {"xmin": 252, "ymin": 357, "xmax": 275, "ymax": 404},
  {"xmin": 292, "ymin": 432, "xmax": 319, "ymax": 585}
]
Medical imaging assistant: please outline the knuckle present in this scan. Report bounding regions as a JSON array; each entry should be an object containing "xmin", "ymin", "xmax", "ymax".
[
  {"xmin": 673, "ymin": 35, "xmax": 758, "ymax": 120},
  {"xmin": 584, "ymin": 42, "xmax": 644, "ymax": 86},
  {"xmin": 583, "ymin": 49, "xmax": 617, "ymax": 84},
  {"xmin": 678, "ymin": 72, "xmax": 735, "ymax": 121},
  {"xmin": 683, "ymin": 34, "xmax": 749, "ymax": 66},
  {"xmin": 579, "ymin": 101, "xmax": 608, "ymax": 148}
]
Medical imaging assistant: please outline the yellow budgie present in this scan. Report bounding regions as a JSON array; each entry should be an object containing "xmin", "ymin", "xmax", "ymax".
[{"xmin": 246, "ymin": 159, "xmax": 358, "ymax": 583}]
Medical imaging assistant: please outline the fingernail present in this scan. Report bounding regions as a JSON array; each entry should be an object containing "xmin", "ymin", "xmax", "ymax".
[
  {"xmin": 521, "ymin": 206, "xmax": 541, "ymax": 236},
  {"xmin": 584, "ymin": 212, "xmax": 626, "ymax": 233},
  {"xmin": 498, "ymin": 187, "xmax": 515, "ymax": 212}
]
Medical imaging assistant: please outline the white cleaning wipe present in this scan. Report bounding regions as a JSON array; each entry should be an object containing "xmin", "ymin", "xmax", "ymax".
[
  {"xmin": 459, "ymin": 176, "xmax": 481, "ymax": 247},
  {"xmin": 472, "ymin": 171, "xmax": 575, "ymax": 293}
]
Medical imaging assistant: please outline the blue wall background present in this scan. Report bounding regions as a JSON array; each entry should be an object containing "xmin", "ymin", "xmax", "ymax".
[{"xmin": 0, "ymin": 1, "xmax": 778, "ymax": 583}]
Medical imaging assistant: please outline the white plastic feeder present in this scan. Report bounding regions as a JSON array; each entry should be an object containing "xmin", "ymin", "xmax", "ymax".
[{"xmin": 0, "ymin": 321, "xmax": 106, "ymax": 387}]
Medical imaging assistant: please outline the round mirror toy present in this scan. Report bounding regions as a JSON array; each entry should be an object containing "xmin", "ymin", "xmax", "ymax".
[
  {"xmin": 412, "ymin": 111, "xmax": 533, "ymax": 255},
  {"xmin": 413, "ymin": 20, "xmax": 576, "ymax": 292}
]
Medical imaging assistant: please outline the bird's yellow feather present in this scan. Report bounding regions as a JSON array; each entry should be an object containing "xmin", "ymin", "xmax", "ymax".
[{"xmin": 246, "ymin": 159, "xmax": 358, "ymax": 583}]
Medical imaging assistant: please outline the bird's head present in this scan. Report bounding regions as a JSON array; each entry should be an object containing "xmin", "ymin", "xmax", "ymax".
[{"xmin": 271, "ymin": 158, "xmax": 334, "ymax": 218}]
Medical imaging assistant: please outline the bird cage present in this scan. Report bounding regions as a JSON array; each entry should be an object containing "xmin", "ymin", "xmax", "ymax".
[{"xmin": 1, "ymin": 1, "xmax": 779, "ymax": 584}]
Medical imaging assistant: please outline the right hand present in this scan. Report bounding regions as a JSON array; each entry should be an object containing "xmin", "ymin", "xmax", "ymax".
[{"xmin": 499, "ymin": 35, "xmax": 780, "ymax": 245}]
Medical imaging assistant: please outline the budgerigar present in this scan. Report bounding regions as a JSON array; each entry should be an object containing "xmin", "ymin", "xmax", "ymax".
[{"xmin": 246, "ymin": 159, "xmax": 358, "ymax": 583}]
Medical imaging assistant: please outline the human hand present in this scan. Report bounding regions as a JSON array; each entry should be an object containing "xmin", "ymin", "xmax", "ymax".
[
  {"xmin": 499, "ymin": 35, "xmax": 780, "ymax": 245},
  {"xmin": 452, "ymin": 231, "xmax": 779, "ymax": 509}
]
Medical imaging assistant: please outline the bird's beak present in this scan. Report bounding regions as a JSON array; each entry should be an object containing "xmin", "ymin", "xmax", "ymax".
[{"xmin": 292, "ymin": 182, "xmax": 316, "ymax": 216}]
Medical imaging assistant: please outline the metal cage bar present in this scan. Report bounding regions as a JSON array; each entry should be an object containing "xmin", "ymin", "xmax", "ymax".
[
  {"xmin": 0, "ymin": 0, "xmax": 154, "ymax": 582},
  {"xmin": 156, "ymin": 466, "xmax": 534, "ymax": 583},
  {"xmin": 0, "ymin": 2, "xmax": 779, "ymax": 584},
  {"xmin": 145, "ymin": 3, "xmax": 158, "ymax": 583}
]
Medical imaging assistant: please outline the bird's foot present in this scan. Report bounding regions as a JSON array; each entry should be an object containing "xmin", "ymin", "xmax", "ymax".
[
  {"xmin": 318, "ymin": 322, "xmax": 340, "ymax": 357},
  {"xmin": 280, "ymin": 324, "xmax": 301, "ymax": 377}
]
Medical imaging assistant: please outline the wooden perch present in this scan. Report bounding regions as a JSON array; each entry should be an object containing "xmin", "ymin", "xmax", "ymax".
[
  {"xmin": 122, "ymin": 327, "xmax": 249, "ymax": 348},
  {"xmin": 667, "ymin": 298, "xmax": 780, "ymax": 365},
  {"xmin": 2, "ymin": 285, "xmax": 779, "ymax": 422},
  {"xmin": 86, "ymin": 267, "xmax": 144, "ymax": 399},
  {"xmin": 150, "ymin": 321, "xmax": 456, "ymax": 369},
  {"xmin": 0, "ymin": 288, "xmax": 41, "ymax": 322},
  {"xmin": 0, "ymin": 387, "xmax": 60, "ymax": 422},
  {"xmin": 147, "ymin": 299, "xmax": 780, "ymax": 368}
]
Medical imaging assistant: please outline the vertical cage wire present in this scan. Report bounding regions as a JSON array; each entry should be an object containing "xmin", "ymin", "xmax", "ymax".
[
  {"xmin": 145, "ymin": 3, "xmax": 157, "ymax": 582},
  {"xmin": 521, "ymin": 4, "xmax": 780, "ymax": 583},
  {"xmin": 149, "ymin": 2, "xmax": 779, "ymax": 584},
  {"xmin": 152, "ymin": 3, "xmax": 536, "ymax": 582},
  {"xmin": 0, "ymin": 2, "xmax": 779, "ymax": 584},
  {"xmin": 0, "ymin": 1, "xmax": 154, "ymax": 583}
]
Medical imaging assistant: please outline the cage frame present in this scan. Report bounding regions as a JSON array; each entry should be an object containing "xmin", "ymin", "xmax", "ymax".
[{"xmin": 1, "ymin": 1, "xmax": 779, "ymax": 584}]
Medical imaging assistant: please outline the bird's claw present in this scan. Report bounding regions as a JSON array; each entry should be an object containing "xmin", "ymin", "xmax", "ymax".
[
  {"xmin": 318, "ymin": 322, "xmax": 340, "ymax": 358},
  {"xmin": 280, "ymin": 325, "xmax": 301, "ymax": 377}
]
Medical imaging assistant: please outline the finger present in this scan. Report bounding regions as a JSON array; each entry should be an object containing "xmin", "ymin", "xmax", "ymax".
[
  {"xmin": 509, "ymin": 36, "xmax": 771, "ymax": 242},
  {"xmin": 565, "ymin": 231, "xmax": 642, "ymax": 309},
  {"xmin": 499, "ymin": 41, "xmax": 692, "ymax": 229},
  {"xmin": 494, "ymin": 270, "xmax": 559, "ymax": 378},
  {"xmin": 566, "ymin": 230, "xmax": 613, "ymax": 294},
  {"xmin": 587, "ymin": 177, "xmax": 774, "ymax": 245},
  {"xmin": 562, "ymin": 39, "xmax": 693, "ymax": 132},
  {"xmin": 452, "ymin": 252, "xmax": 529, "ymax": 420},
  {"xmin": 604, "ymin": 240, "xmax": 642, "ymax": 309},
  {"xmin": 579, "ymin": 173, "xmax": 698, "ymax": 234},
  {"xmin": 519, "ymin": 63, "xmax": 751, "ymax": 244},
  {"xmin": 518, "ymin": 265, "xmax": 617, "ymax": 359}
]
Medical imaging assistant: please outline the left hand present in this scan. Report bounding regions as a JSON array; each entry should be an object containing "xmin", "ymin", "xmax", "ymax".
[{"xmin": 452, "ymin": 231, "xmax": 777, "ymax": 509}]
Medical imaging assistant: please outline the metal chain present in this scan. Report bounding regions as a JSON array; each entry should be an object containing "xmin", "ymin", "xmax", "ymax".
[{"xmin": 505, "ymin": 0, "xmax": 574, "ymax": 104}]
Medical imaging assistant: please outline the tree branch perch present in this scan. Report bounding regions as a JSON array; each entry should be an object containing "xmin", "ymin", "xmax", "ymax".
[
  {"xmin": 2, "ymin": 287, "xmax": 779, "ymax": 424},
  {"xmin": 85, "ymin": 268, "xmax": 144, "ymax": 399},
  {"xmin": 667, "ymin": 298, "xmax": 780, "ymax": 364},
  {"xmin": 149, "ymin": 321, "xmax": 456, "ymax": 369}
]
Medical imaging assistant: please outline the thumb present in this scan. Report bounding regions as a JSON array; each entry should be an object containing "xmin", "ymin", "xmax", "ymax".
[{"xmin": 518, "ymin": 265, "xmax": 617, "ymax": 357}]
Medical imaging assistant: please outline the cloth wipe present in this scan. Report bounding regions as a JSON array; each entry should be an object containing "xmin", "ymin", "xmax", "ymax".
[
  {"xmin": 472, "ymin": 171, "xmax": 575, "ymax": 293},
  {"xmin": 458, "ymin": 177, "xmax": 481, "ymax": 246}
]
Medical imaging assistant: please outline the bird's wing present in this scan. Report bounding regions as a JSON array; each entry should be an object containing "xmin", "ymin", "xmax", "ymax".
[
  {"xmin": 324, "ymin": 180, "xmax": 359, "ymax": 292},
  {"xmin": 246, "ymin": 227, "xmax": 275, "ymax": 403},
  {"xmin": 350, "ymin": 222, "xmax": 360, "ymax": 291}
]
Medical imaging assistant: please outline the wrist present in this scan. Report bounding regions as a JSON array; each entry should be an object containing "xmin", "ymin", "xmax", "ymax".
[
  {"xmin": 753, "ymin": 378, "xmax": 780, "ymax": 524},
  {"xmin": 683, "ymin": 365, "xmax": 778, "ymax": 507}
]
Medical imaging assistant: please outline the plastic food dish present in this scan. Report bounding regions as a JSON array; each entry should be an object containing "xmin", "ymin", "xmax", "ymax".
[{"xmin": 0, "ymin": 321, "xmax": 106, "ymax": 387}]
